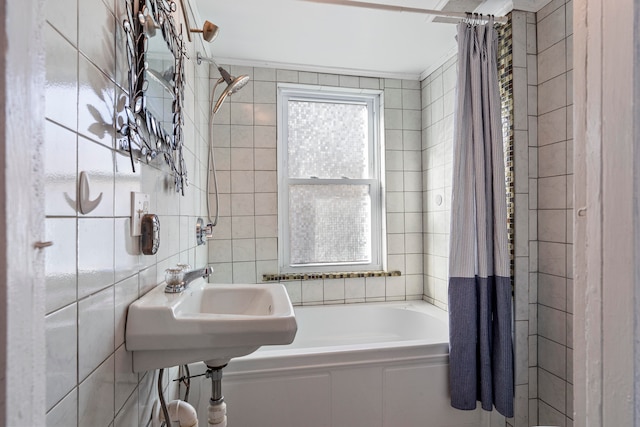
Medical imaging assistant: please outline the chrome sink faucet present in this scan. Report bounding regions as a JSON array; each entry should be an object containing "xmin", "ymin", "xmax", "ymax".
[{"xmin": 164, "ymin": 266, "xmax": 213, "ymax": 293}]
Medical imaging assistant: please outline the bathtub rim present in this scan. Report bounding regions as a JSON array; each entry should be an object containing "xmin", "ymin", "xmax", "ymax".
[{"xmin": 189, "ymin": 300, "xmax": 451, "ymax": 377}]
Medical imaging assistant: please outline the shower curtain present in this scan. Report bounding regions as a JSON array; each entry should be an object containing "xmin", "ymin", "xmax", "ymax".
[{"xmin": 447, "ymin": 18, "xmax": 513, "ymax": 418}]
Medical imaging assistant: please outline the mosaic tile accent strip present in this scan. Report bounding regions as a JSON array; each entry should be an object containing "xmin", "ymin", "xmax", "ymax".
[
  {"xmin": 497, "ymin": 18, "xmax": 515, "ymax": 281},
  {"xmin": 263, "ymin": 270, "xmax": 401, "ymax": 282}
]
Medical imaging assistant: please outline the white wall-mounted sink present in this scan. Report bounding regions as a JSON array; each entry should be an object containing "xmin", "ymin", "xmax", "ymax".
[{"xmin": 125, "ymin": 279, "xmax": 297, "ymax": 372}]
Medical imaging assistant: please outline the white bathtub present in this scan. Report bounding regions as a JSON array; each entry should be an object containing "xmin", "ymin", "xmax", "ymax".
[{"xmin": 188, "ymin": 301, "xmax": 488, "ymax": 427}]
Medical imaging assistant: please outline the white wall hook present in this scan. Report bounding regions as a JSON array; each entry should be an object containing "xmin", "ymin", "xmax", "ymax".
[{"xmin": 78, "ymin": 171, "xmax": 103, "ymax": 215}]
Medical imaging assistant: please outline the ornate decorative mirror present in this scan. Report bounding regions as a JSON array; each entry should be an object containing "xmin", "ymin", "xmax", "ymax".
[{"xmin": 120, "ymin": 0, "xmax": 187, "ymax": 194}]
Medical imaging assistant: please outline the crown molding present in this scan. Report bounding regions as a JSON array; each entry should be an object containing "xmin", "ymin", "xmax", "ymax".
[{"xmin": 214, "ymin": 56, "xmax": 422, "ymax": 81}]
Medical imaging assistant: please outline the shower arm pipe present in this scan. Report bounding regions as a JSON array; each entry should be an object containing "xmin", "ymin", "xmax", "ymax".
[
  {"xmin": 302, "ymin": 0, "xmax": 508, "ymax": 24},
  {"xmin": 197, "ymin": 52, "xmax": 234, "ymax": 86}
]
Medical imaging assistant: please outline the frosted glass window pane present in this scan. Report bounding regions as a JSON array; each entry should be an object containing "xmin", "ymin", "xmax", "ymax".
[
  {"xmin": 289, "ymin": 185, "xmax": 371, "ymax": 265},
  {"xmin": 288, "ymin": 100, "xmax": 368, "ymax": 179}
]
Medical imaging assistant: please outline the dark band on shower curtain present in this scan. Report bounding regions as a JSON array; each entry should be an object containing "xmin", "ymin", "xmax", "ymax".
[{"xmin": 448, "ymin": 18, "xmax": 514, "ymax": 418}]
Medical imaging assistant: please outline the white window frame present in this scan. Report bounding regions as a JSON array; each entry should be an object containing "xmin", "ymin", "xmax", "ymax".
[{"xmin": 277, "ymin": 84, "xmax": 386, "ymax": 273}]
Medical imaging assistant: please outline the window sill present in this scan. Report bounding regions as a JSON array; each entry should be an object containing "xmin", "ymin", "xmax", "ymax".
[{"xmin": 262, "ymin": 270, "xmax": 401, "ymax": 282}]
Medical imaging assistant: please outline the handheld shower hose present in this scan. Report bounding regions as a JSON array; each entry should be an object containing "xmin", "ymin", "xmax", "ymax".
[{"xmin": 200, "ymin": 53, "xmax": 250, "ymax": 231}]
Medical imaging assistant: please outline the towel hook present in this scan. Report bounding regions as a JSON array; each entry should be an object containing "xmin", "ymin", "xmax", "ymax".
[{"xmin": 78, "ymin": 171, "xmax": 103, "ymax": 215}]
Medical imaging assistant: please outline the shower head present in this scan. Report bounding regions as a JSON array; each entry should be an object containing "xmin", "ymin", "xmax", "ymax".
[
  {"xmin": 197, "ymin": 53, "xmax": 250, "ymax": 114},
  {"xmin": 212, "ymin": 74, "xmax": 250, "ymax": 114}
]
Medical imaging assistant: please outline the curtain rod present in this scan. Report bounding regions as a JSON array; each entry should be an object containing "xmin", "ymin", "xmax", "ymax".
[{"xmin": 301, "ymin": 0, "xmax": 509, "ymax": 24}]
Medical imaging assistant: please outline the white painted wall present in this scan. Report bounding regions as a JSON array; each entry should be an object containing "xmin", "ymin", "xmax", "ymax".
[
  {"xmin": 573, "ymin": 0, "xmax": 639, "ymax": 425},
  {"xmin": 635, "ymin": 4, "xmax": 640, "ymax": 423},
  {"xmin": 2, "ymin": 0, "xmax": 47, "ymax": 425}
]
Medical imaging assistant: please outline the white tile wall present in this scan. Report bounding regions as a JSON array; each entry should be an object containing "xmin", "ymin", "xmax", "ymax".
[
  {"xmin": 421, "ymin": 56, "xmax": 455, "ymax": 311},
  {"xmin": 78, "ymin": 355, "xmax": 115, "ymax": 425},
  {"xmin": 207, "ymin": 70, "xmax": 425, "ymax": 303},
  {"xmin": 536, "ymin": 0, "xmax": 573, "ymax": 425},
  {"xmin": 44, "ymin": 0, "xmax": 210, "ymax": 425},
  {"xmin": 42, "ymin": 0, "xmax": 574, "ymax": 424},
  {"xmin": 510, "ymin": 12, "xmax": 539, "ymax": 426},
  {"xmin": 45, "ymin": 304, "xmax": 77, "ymax": 410}
]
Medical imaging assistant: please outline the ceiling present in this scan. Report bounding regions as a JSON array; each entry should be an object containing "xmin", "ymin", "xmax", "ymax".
[{"xmin": 189, "ymin": 0, "xmax": 527, "ymax": 80}]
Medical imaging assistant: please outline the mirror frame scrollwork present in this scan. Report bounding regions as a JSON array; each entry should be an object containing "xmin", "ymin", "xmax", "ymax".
[{"xmin": 120, "ymin": 0, "xmax": 188, "ymax": 194}]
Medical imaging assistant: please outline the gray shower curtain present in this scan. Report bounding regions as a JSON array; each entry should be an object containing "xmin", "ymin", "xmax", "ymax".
[{"xmin": 448, "ymin": 18, "xmax": 513, "ymax": 418}]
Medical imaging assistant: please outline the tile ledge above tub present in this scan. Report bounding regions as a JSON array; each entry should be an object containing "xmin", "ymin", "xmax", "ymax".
[{"xmin": 262, "ymin": 270, "xmax": 402, "ymax": 282}]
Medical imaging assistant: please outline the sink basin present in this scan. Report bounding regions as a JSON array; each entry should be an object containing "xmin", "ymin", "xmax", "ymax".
[{"xmin": 125, "ymin": 279, "xmax": 297, "ymax": 372}]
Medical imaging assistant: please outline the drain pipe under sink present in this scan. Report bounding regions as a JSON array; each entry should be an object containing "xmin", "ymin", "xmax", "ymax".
[
  {"xmin": 206, "ymin": 365, "xmax": 227, "ymax": 427},
  {"xmin": 156, "ymin": 400, "xmax": 199, "ymax": 427}
]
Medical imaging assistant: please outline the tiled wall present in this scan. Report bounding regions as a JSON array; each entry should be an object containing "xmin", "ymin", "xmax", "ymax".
[
  {"xmin": 511, "ymin": 10, "xmax": 540, "ymax": 427},
  {"xmin": 41, "ymin": 0, "xmax": 574, "ymax": 424},
  {"xmin": 421, "ymin": 57, "xmax": 456, "ymax": 311},
  {"xmin": 207, "ymin": 70, "xmax": 425, "ymax": 305},
  {"xmin": 43, "ymin": 0, "xmax": 210, "ymax": 425},
  {"xmin": 536, "ymin": 0, "xmax": 574, "ymax": 425}
]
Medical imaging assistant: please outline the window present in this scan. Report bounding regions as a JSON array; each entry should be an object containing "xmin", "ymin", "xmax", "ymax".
[{"xmin": 277, "ymin": 84, "xmax": 385, "ymax": 273}]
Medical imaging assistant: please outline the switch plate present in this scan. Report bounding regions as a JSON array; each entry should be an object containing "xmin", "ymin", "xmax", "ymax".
[{"xmin": 131, "ymin": 192, "xmax": 150, "ymax": 236}]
